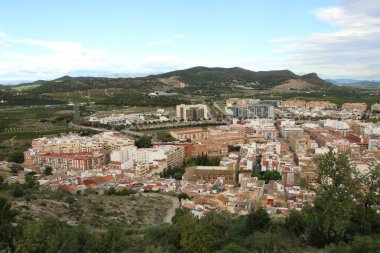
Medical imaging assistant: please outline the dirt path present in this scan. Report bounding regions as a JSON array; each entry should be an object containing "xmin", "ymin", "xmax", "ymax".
[
  {"xmin": 163, "ymin": 195, "xmax": 180, "ymax": 224},
  {"xmin": 142, "ymin": 193, "xmax": 180, "ymax": 224},
  {"xmin": 10, "ymin": 136, "xmax": 16, "ymax": 146}
]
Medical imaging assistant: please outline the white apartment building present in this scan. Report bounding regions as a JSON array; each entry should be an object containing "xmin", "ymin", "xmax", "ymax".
[
  {"xmin": 111, "ymin": 145, "xmax": 185, "ymax": 169},
  {"xmin": 31, "ymin": 134, "xmax": 103, "ymax": 153},
  {"xmin": 322, "ymin": 119, "xmax": 349, "ymax": 131}
]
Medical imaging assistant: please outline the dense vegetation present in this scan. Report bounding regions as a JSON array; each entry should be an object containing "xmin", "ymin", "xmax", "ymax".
[
  {"xmin": 135, "ymin": 136, "xmax": 153, "ymax": 148},
  {"xmin": 251, "ymin": 170, "xmax": 282, "ymax": 181},
  {"xmin": 0, "ymin": 90, "xmax": 65, "ymax": 106},
  {"xmin": 0, "ymin": 152, "xmax": 379, "ymax": 252}
]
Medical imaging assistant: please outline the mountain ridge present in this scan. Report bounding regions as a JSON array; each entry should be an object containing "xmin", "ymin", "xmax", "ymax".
[
  {"xmin": 151, "ymin": 66, "xmax": 333, "ymax": 88},
  {"xmin": 3, "ymin": 66, "xmax": 335, "ymax": 93}
]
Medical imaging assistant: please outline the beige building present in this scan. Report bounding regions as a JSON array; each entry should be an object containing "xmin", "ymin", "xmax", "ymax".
[
  {"xmin": 371, "ymin": 103, "xmax": 380, "ymax": 112},
  {"xmin": 226, "ymin": 98, "xmax": 255, "ymax": 106},
  {"xmin": 183, "ymin": 166, "xmax": 236, "ymax": 183},
  {"xmin": 279, "ymin": 100, "xmax": 306, "ymax": 108},
  {"xmin": 135, "ymin": 164, "xmax": 149, "ymax": 178},
  {"xmin": 31, "ymin": 134, "xmax": 103, "ymax": 154},
  {"xmin": 342, "ymin": 103, "xmax": 367, "ymax": 113},
  {"xmin": 170, "ymin": 128, "xmax": 209, "ymax": 141},
  {"xmin": 288, "ymin": 132, "xmax": 316, "ymax": 154},
  {"xmin": 24, "ymin": 151, "xmax": 106, "ymax": 171},
  {"xmin": 306, "ymin": 101, "xmax": 337, "ymax": 110},
  {"xmin": 30, "ymin": 132, "xmax": 134, "ymax": 154},
  {"xmin": 176, "ymin": 104, "xmax": 209, "ymax": 122},
  {"xmin": 162, "ymin": 145, "xmax": 185, "ymax": 169}
]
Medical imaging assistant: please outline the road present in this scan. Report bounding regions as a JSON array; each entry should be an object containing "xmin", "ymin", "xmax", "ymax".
[
  {"xmin": 212, "ymin": 101, "xmax": 230, "ymax": 119},
  {"xmin": 121, "ymin": 129, "xmax": 145, "ymax": 137},
  {"xmin": 68, "ymin": 122, "xmax": 109, "ymax": 132},
  {"xmin": 133, "ymin": 120, "xmax": 224, "ymax": 131}
]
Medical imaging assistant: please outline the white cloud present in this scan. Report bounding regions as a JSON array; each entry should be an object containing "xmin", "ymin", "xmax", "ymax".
[
  {"xmin": 272, "ymin": 0, "xmax": 380, "ymax": 79},
  {"xmin": 0, "ymin": 33, "xmax": 191, "ymax": 81},
  {"xmin": 0, "ymin": 35, "xmax": 113, "ymax": 77},
  {"xmin": 147, "ymin": 34, "xmax": 185, "ymax": 46}
]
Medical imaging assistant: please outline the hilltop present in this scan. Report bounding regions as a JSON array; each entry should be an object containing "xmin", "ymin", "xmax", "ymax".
[
  {"xmin": 6, "ymin": 66, "xmax": 334, "ymax": 94},
  {"xmin": 0, "ymin": 67, "xmax": 338, "ymax": 107},
  {"xmin": 153, "ymin": 66, "xmax": 333, "ymax": 89}
]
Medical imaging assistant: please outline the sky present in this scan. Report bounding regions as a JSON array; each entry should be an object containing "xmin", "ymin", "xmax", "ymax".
[{"xmin": 1, "ymin": 0, "xmax": 380, "ymax": 82}]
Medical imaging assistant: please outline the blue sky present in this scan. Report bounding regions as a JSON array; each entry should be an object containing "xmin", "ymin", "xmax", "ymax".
[{"xmin": 1, "ymin": 0, "xmax": 380, "ymax": 81}]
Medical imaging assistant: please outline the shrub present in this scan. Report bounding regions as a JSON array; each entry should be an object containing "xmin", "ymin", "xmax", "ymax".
[{"xmin": 12, "ymin": 185, "xmax": 24, "ymax": 198}]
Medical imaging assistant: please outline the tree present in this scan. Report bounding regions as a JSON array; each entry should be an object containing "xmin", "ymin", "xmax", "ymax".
[
  {"xmin": 355, "ymin": 165, "xmax": 380, "ymax": 210},
  {"xmin": 15, "ymin": 216, "xmax": 91, "ymax": 253},
  {"xmin": 178, "ymin": 192, "xmax": 189, "ymax": 202},
  {"xmin": 97, "ymin": 226, "xmax": 129, "ymax": 253},
  {"xmin": 174, "ymin": 212, "xmax": 198, "ymax": 252},
  {"xmin": 12, "ymin": 185, "xmax": 24, "ymax": 198},
  {"xmin": 218, "ymin": 243, "xmax": 250, "ymax": 253},
  {"xmin": 9, "ymin": 163, "xmax": 22, "ymax": 174},
  {"xmin": 44, "ymin": 166, "xmax": 53, "ymax": 176},
  {"xmin": 198, "ymin": 212, "xmax": 231, "ymax": 251},
  {"xmin": 304, "ymin": 152, "xmax": 358, "ymax": 247},
  {"xmin": 156, "ymin": 132, "xmax": 177, "ymax": 142},
  {"xmin": 284, "ymin": 210, "xmax": 307, "ymax": 237},
  {"xmin": 24, "ymin": 174, "xmax": 38, "ymax": 188},
  {"xmin": 245, "ymin": 207, "xmax": 271, "ymax": 234},
  {"xmin": 326, "ymin": 235, "xmax": 380, "ymax": 253},
  {"xmin": 105, "ymin": 187, "xmax": 117, "ymax": 196},
  {"xmin": 347, "ymin": 165, "xmax": 380, "ymax": 237},
  {"xmin": 135, "ymin": 136, "xmax": 152, "ymax": 148},
  {"xmin": 0, "ymin": 197, "xmax": 16, "ymax": 251},
  {"xmin": 0, "ymin": 175, "xmax": 4, "ymax": 186},
  {"xmin": 244, "ymin": 231, "xmax": 301, "ymax": 253},
  {"xmin": 144, "ymin": 224, "xmax": 180, "ymax": 252},
  {"xmin": 175, "ymin": 211, "xmax": 232, "ymax": 252},
  {"xmin": 8, "ymin": 151, "xmax": 24, "ymax": 163},
  {"xmin": 262, "ymin": 170, "xmax": 281, "ymax": 181}
]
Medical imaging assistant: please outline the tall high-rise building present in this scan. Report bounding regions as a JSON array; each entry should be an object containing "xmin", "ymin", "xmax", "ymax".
[
  {"xmin": 176, "ymin": 104, "xmax": 209, "ymax": 122},
  {"xmin": 232, "ymin": 104, "xmax": 274, "ymax": 119}
]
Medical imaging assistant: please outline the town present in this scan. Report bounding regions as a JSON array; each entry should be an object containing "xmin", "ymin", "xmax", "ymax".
[
  {"xmin": 1, "ymin": 1, "xmax": 380, "ymax": 251},
  {"xmin": 1, "ymin": 98, "xmax": 377, "ymax": 220}
]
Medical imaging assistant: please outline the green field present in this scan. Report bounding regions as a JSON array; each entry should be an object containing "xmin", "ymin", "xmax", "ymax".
[
  {"xmin": 41, "ymin": 89, "xmax": 188, "ymax": 107},
  {"xmin": 3, "ymin": 125, "xmax": 68, "ymax": 133},
  {"xmin": 12, "ymin": 84, "xmax": 42, "ymax": 91},
  {"xmin": 0, "ymin": 126, "xmax": 71, "ymax": 141},
  {"xmin": 0, "ymin": 129, "xmax": 72, "ymax": 141},
  {"xmin": 0, "ymin": 105, "xmax": 76, "ymax": 161}
]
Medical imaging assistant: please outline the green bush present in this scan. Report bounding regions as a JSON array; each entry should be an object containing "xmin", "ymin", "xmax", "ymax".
[{"xmin": 12, "ymin": 185, "xmax": 24, "ymax": 198}]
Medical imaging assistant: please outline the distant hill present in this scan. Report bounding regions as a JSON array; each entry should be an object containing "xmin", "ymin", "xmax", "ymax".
[
  {"xmin": 29, "ymin": 76, "xmax": 166, "ymax": 94},
  {"xmin": 327, "ymin": 78, "xmax": 380, "ymax": 87},
  {"xmin": 152, "ymin": 67, "xmax": 334, "ymax": 89},
  {"xmin": 12, "ymin": 66, "xmax": 335, "ymax": 94}
]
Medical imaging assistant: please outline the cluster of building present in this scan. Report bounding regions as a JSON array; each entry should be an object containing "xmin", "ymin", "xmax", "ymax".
[
  {"xmin": 87, "ymin": 109, "xmax": 170, "ymax": 126},
  {"xmin": 10, "ymin": 97, "xmax": 379, "ymax": 219},
  {"xmin": 277, "ymin": 100, "xmax": 369, "ymax": 119},
  {"xmin": 86, "ymin": 103, "xmax": 212, "ymax": 127},
  {"xmin": 177, "ymin": 115, "xmax": 379, "ymax": 218},
  {"xmin": 23, "ymin": 132, "xmax": 185, "ymax": 180}
]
